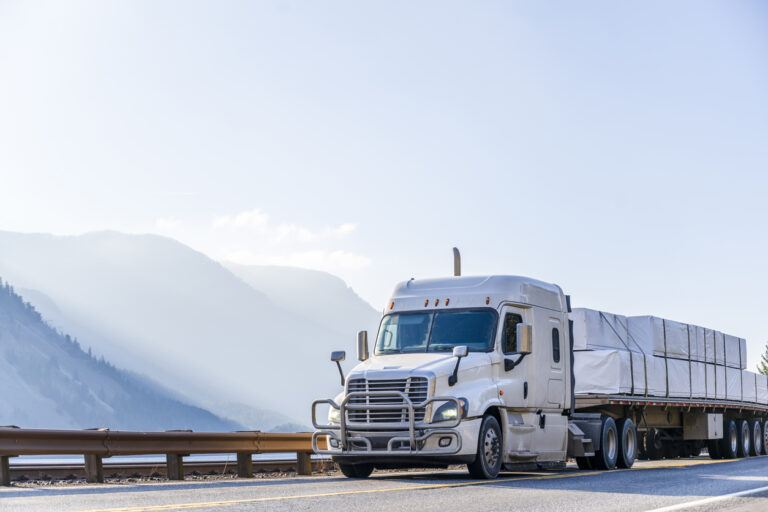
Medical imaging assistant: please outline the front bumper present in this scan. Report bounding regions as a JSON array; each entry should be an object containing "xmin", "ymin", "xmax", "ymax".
[{"xmin": 312, "ymin": 391, "xmax": 465, "ymax": 456}]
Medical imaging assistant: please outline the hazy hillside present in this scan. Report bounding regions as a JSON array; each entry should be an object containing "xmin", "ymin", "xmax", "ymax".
[
  {"xmin": 0, "ymin": 278, "xmax": 239, "ymax": 431},
  {"xmin": 225, "ymin": 263, "xmax": 381, "ymax": 344},
  {"xmin": 0, "ymin": 230, "xmax": 379, "ymax": 425}
]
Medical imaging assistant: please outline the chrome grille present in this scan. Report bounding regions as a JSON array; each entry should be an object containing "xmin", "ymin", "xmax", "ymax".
[{"xmin": 346, "ymin": 377, "xmax": 429, "ymax": 423}]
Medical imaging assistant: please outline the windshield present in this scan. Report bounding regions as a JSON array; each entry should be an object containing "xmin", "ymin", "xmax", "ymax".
[{"xmin": 374, "ymin": 309, "xmax": 497, "ymax": 355}]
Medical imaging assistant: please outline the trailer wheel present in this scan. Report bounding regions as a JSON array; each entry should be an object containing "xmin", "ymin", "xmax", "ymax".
[
  {"xmin": 338, "ymin": 463, "xmax": 374, "ymax": 478},
  {"xmin": 590, "ymin": 416, "xmax": 618, "ymax": 470},
  {"xmin": 616, "ymin": 418, "xmax": 636, "ymax": 469},
  {"xmin": 762, "ymin": 420, "xmax": 768, "ymax": 455},
  {"xmin": 720, "ymin": 420, "xmax": 738, "ymax": 459},
  {"xmin": 707, "ymin": 439, "xmax": 722, "ymax": 459},
  {"xmin": 637, "ymin": 431, "xmax": 648, "ymax": 460},
  {"xmin": 737, "ymin": 420, "xmax": 751, "ymax": 458},
  {"xmin": 645, "ymin": 428, "xmax": 664, "ymax": 460},
  {"xmin": 467, "ymin": 415, "xmax": 502, "ymax": 479},
  {"xmin": 749, "ymin": 420, "xmax": 762, "ymax": 457}
]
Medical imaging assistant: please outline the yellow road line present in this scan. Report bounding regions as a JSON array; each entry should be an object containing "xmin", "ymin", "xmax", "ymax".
[{"xmin": 73, "ymin": 458, "xmax": 743, "ymax": 512}]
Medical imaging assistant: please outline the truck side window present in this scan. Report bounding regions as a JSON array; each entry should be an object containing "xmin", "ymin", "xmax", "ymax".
[
  {"xmin": 502, "ymin": 313, "xmax": 523, "ymax": 354},
  {"xmin": 552, "ymin": 328, "xmax": 561, "ymax": 363}
]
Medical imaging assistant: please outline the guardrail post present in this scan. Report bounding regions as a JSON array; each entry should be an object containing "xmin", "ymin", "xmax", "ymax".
[
  {"xmin": 1, "ymin": 455, "xmax": 10, "ymax": 486},
  {"xmin": 84, "ymin": 454, "xmax": 104, "ymax": 483},
  {"xmin": 237, "ymin": 453, "xmax": 253, "ymax": 478},
  {"xmin": 166, "ymin": 454, "xmax": 185, "ymax": 480},
  {"xmin": 296, "ymin": 452, "xmax": 312, "ymax": 476}
]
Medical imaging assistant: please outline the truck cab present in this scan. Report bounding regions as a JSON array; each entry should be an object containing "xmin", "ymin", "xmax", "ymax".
[{"xmin": 312, "ymin": 274, "xmax": 577, "ymax": 478}]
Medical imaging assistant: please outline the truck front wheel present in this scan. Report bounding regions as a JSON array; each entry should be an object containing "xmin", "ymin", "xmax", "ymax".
[
  {"xmin": 338, "ymin": 463, "xmax": 374, "ymax": 478},
  {"xmin": 467, "ymin": 415, "xmax": 503, "ymax": 479}
]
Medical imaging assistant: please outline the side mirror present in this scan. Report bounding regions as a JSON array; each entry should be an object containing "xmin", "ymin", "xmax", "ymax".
[
  {"xmin": 452, "ymin": 345, "xmax": 468, "ymax": 358},
  {"xmin": 330, "ymin": 351, "xmax": 346, "ymax": 386},
  {"xmin": 357, "ymin": 331, "xmax": 369, "ymax": 361},
  {"xmin": 448, "ymin": 345, "xmax": 468, "ymax": 386},
  {"xmin": 517, "ymin": 323, "xmax": 533, "ymax": 354}
]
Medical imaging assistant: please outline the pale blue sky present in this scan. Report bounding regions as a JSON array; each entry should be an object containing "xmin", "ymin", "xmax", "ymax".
[{"xmin": 1, "ymin": 1, "xmax": 767, "ymax": 366}]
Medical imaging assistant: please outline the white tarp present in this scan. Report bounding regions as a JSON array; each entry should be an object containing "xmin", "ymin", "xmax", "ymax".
[
  {"xmin": 742, "ymin": 371, "xmax": 758, "ymax": 403},
  {"xmin": 627, "ymin": 316, "xmax": 667, "ymax": 357},
  {"xmin": 691, "ymin": 362, "xmax": 706, "ymax": 399},
  {"xmin": 571, "ymin": 309, "xmax": 631, "ymax": 352},
  {"xmin": 690, "ymin": 326, "xmax": 706, "ymax": 363},
  {"xmin": 715, "ymin": 364, "xmax": 726, "ymax": 399},
  {"xmin": 704, "ymin": 329, "xmax": 716, "ymax": 364},
  {"xmin": 757, "ymin": 375, "xmax": 768, "ymax": 405},
  {"xmin": 714, "ymin": 331, "xmax": 726, "ymax": 366},
  {"xmin": 740, "ymin": 338, "xmax": 747, "ymax": 369},
  {"xmin": 574, "ymin": 350, "xmax": 633, "ymax": 395},
  {"xmin": 705, "ymin": 364, "xmax": 716, "ymax": 399},
  {"xmin": 726, "ymin": 367, "xmax": 743, "ymax": 401},
  {"xmin": 724, "ymin": 334, "xmax": 742, "ymax": 369},
  {"xmin": 574, "ymin": 349, "xmax": 660, "ymax": 396},
  {"xmin": 667, "ymin": 358, "xmax": 691, "ymax": 398}
]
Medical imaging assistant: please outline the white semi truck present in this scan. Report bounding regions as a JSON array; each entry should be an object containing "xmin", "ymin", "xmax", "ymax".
[{"xmin": 312, "ymin": 251, "xmax": 768, "ymax": 479}]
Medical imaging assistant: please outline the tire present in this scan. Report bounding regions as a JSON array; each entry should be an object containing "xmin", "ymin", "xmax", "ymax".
[
  {"xmin": 467, "ymin": 415, "xmax": 503, "ymax": 479},
  {"xmin": 645, "ymin": 428, "xmax": 664, "ymax": 460},
  {"xmin": 338, "ymin": 463, "xmax": 374, "ymax": 478},
  {"xmin": 637, "ymin": 431, "xmax": 648, "ymax": 460},
  {"xmin": 590, "ymin": 416, "xmax": 619, "ymax": 470},
  {"xmin": 737, "ymin": 420, "xmax": 751, "ymax": 458},
  {"xmin": 749, "ymin": 420, "xmax": 762, "ymax": 457},
  {"xmin": 616, "ymin": 418, "xmax": 637, "ymax": 469},
  {"xmin": 720, "ymin": 420, "xmax": 738, "ymax": 459},
  {"xmin": 575, "ymin": 457, "xmax": 593, "ymax": 470},
  {"xmin": 763, "ymin": 420, "xmax": 768, "ymax": 455},
  {"xmin": 707, "ymin": 439, "xmax": 722, "ymax": 459}
]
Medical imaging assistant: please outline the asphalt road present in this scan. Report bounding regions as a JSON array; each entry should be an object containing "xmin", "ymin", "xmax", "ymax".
[{"xmin": 2, "ymin": 456, "xmax": 768, "ymax": 512}]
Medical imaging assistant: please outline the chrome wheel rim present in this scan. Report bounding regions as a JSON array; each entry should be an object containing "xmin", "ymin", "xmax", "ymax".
[
  {"xmin": 606, "ymin": 427, "xmax": 617, "ymax": 461},
  {"xmin": 743, "ymin": 425, "xmax": 750, "ymax": 454},
  {"xmin": 754, "ymin": 424, "xmax": 762, "ymax": 454},
  {"xmin": 730, "ymin": 428, "xmax": 738, "ymax": 455},
  {"xmin": 625, "ymin": 427, "xmax": 636, "ymax": 460},
  {"xmin": 483, "ymin": 427, "xmax": 500, "ymax": 468}
]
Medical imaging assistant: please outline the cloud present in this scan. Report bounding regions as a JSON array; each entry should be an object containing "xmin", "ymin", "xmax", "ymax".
[
  {"xmin": 224, "ymin": 249, "xmax": 372, "ymax": 272},
  {"xmin": 212, "ymin": 208, "xmax": 270, "ymax": 229},
  {"xmin": 212, "ymin": 208, "xmax": 357, "ymax": 242}
]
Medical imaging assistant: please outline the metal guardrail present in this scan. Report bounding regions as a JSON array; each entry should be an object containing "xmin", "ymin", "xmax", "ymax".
[{"xmin": 0, "ymin": 427, "xmax": 327, "ymax": 485}]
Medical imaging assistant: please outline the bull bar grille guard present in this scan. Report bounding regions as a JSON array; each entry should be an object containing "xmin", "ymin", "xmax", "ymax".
[{"xmin": 311, "ymin": 391, "xmax": 462, "ymax": 455}]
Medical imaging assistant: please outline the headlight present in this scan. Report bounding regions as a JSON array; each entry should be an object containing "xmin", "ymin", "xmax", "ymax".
[
  {"xmin": 432, "ymin": 398, "xmax": 468, "ymax": 423},
  {"xmin": 328, "ymin": 407, "xmax": 341, "ymax": 425}
]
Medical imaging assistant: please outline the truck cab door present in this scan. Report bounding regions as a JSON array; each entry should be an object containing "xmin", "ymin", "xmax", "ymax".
[{"xmin": 493, "ymin": 305, "xmax": 536, "ymax": 459}]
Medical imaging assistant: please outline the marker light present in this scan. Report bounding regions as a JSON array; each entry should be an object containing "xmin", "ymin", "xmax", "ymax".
[
  {"xmin": 445, "ymin": 298, "xmax": 450, "ymax": 306},
  {"xmin": 389, "ymin": 301, "xmax": 394, "ymax": 310},
  {"xmin": 434, "ymin": 299, "xmax": 439, "ymax": 306},
  {"xmin": 486, "ymin": 297, "xmax": 490, "ymax": 305},
  {"xmin": 424, "ymin": 299, "xmax": 429, "ymax": 307}
]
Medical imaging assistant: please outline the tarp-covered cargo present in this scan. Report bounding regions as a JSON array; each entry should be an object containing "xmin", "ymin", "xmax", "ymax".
[
  {"xmin": 758, "ymin": 375, "xmax": 768, "ymax": 404},
  {"xmin": 705, "ymin": 364, "xmax": 716, "ymax": 399},
  {"xmin": 715, "ymin": 364, "xmax": 726, "ymax": 400},
  {"xmin": 742, "ymin": 371, "xmax": 758, "ymax": 403},
  {"xmin": 726, "ymin": 367, "xmax": 743, "ymax": 401},
  {"xmin": 571, "ymin": 309, "xmax": 630, "ymax": 352}
]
